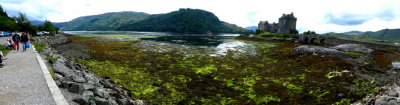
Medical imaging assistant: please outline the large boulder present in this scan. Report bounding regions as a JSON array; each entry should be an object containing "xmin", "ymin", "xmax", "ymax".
[
  {"xmin": 68, "ymin": 83, "xmax": 86, "ymax": 94},
  {"xmin": 53, "ymin": 61, "xmax": 77, "ymax": 77},
  {"xmin": 291, "ymin": 45, "xmax": 345, "ymax": 57},
  {"xmin": 330, "ymin": 44, "xmax": 373, "ymax": 54},
  {"xmin": 93, "ymin": 88, "xmax": 110, "ymax": 98}
]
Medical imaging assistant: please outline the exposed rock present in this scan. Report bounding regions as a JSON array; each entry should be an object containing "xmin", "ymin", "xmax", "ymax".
[
  {"xmin": 84, "ymin": 74, "xmax": 99, "ymax": 84},
  {"xmin": 35, "ymin": 34, "xmax": 145, "ymax": 105},
  {"xmin": 83, "ymin": 84, "xmax": 96, "ymax": 91},
  {"xmin": 94, "ymin": 88, "xmax": 110, "ymax": 98},
  {"xmin": 117, "ymin": 98, "xmax": 132, "ymax": 105},
  {"xmin": 291, "ymin": 45, "xmax": 345, "ymax": 57},
  {"xmin": 330, "ymin": 44, "xmax": 373, "ymax": 54},
  {"xmin": 387, "ymin": 100, "xmax": 398, "ymax": 105},
  {"xmin": 72, "ymin": 75, "xmax": 87, "ymax": 83},
  {"xmin": 68, "ymin": 83, "xmax": 85, "ymax": 94},
  {"xmin": 55, "ymin": 80, "xmax": 62, "ymax": 86},
  {"xmin": 54, "ymin": 73, "xmax": 64, "ymax": 80},
  {"xmin": 53, "ymin": 61, "xmax": 77, "ymax": 77},
  {"xmin": 73, "ymin": 96, "xmax": 89, "ymax": 105},
  {"xmin": 95, "ymin": 97, "xmax": 112, "ymax": 105},
  {"xmin": 32, "ymin": 34, "xmax": 71, "ymax": 48},
  {"xmin": 389, "ymin": 89, "xmax": 399, "ymax": 97},
  {"xmin": 108, "ymin": 98, "xmax": 118, "ymax": 105},
  {"xmin": 132, "ymin": 99, "xmax": 145, "ymax": 105}
]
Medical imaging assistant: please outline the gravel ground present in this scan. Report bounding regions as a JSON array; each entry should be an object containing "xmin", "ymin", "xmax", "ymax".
[{"xmin": 0, "ymin": 36, "xmax": 56, "ymax": 105}]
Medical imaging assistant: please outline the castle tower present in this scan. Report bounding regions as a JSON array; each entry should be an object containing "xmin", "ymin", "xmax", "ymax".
[
  {"xmin": 278, "ymin": 12, "xmax": 297, "ymax": 34},
  {"xmin": 258, "ymin": 21, "xmax": 266, "ymax": 31},
  {"xmin": 258, "ymin": 13, "xmax": 296, "ymax": 34}
]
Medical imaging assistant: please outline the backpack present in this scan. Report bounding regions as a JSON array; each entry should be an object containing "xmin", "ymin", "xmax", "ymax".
[
  {"xmin": 12, "ymin": 35, "xmax": 18, "ymax": 41},
  {"xmin": 21, "ymin": 35, "xmax": 28, "ymax": 41}
]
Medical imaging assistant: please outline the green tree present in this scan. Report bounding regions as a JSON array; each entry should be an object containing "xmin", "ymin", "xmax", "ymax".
[
  {"xmin": 255, "ymin": 29, "xmax": 264, "ymax": 35},
  {"xmin": 0, "ymin": 5, "xmax": 18, "ymax": 31},
  {"xmin": 14, "ymin": 13, "xmax": 38, "ymax": 35},
  {"xmin": 42, "ymin": 20, "xmax": 57, "ymax": 35},
  {"xmin": 303, "ymin": 30, "xmax": 317, "ymax": 35}
]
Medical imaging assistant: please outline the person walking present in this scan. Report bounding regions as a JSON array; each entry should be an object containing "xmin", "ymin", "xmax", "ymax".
[
  {"xmin": 12, "ymin": 32, "xmax": 21, "ymax": 52},
  {"xmin": 21, "ymin": 33, "xmax": 29, "ymax": 52}
]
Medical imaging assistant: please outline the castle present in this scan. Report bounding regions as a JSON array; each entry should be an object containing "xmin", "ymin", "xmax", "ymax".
[{"xmin": 258, "ymin": 13, "xmax": 297, "ymax": 34}]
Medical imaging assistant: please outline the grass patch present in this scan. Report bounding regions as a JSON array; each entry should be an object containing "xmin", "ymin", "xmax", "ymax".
[
  {"xmin": 45, "ymin": 56, "xmax": 58, "ymax": 64},
  {"xmin": 32, "ymin": 42, "xmax": 47, "ymax": 53},
  {"xmin": 342, "ymin": 51, "xmax": 364, "ymax": 56},
  {"xmin": 49, "ymin": 70, "xmax": 56, "ymax": 79},
  {"xmin": 254, "ymin": 32, "xmax": 297, "ymax": 38},
  {"xmin": 0, "ymin": 45, "xmax": 12, "ymax": 56}
]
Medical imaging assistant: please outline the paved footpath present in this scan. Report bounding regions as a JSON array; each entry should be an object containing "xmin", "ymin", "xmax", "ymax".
[{"xmin": 0, "ymin": 37, "xmax": 68, "ymax": 105}]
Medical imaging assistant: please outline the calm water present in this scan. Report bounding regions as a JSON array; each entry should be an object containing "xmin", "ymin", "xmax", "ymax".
[{"xmin": 64, "ymin": 31, "xmax": 240, "ymax": 46}]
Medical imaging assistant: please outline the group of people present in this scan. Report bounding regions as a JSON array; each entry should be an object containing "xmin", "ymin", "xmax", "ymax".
[
  {"xmin": 6, "ymin": 32, "xmax": 30, "ymax": 52},
  {"xmin": 1, "ymin": 32, "xmax": 31, "ymax": 68}
]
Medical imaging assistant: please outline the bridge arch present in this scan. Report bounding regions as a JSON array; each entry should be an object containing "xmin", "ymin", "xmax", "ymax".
[
  {"xmin": 303, "ymin": 37, "xmax": 309, "ymax": 44},
  {"xmin": 320, "ymin": 38, "xmax": 327, "ymax": 45},
  {"xmin": 310, "ymin": 38, "xmax": 317, "ymax": 44}
]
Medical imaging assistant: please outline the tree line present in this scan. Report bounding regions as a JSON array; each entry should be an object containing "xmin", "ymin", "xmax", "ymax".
[{"xmin": 0, "ymin": 5, "xmax": 57, "ymax": 35}]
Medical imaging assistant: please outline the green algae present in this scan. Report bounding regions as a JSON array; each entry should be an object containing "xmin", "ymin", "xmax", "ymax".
[{"xmin": 67, "ymin": 35, "xmax": 379, "ymax": 104}]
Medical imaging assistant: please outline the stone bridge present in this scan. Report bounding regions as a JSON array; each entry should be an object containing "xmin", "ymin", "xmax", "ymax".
[{"xmin": 297, "ymin": 35, "xmax": 400, "ymax": 51}]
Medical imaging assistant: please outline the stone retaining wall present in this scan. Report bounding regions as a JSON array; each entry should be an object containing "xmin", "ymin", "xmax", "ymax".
[{"xmin": 34, "ymin": 34, "xmax": 145, "ymax": 105}]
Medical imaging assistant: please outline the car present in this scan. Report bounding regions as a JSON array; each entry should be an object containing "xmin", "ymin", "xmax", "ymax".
[
  {"xmin": 0, "ymin": 31, "xmax": 10, "ymax": 37},
  {"xmin": 37, "ymin": 31, "xmax": 50, "ymax": 36},
  {"xmin": 3, "ymin": 32, "xmax": 10, "ymax": 36}
]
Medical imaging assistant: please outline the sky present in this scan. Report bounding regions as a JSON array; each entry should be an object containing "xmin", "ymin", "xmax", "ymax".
[{"xmin": 1, "ymin": 0, "xmax": 400, "ymax": 33}]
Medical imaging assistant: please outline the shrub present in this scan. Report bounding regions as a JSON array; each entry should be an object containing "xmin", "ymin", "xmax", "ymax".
[
  {"xmin": 45, "ymin": 56, "xmax": 58, "ymax": 64},
  {"xmin": 32, "ymin": 43, "xmax": 47, "ymax": 52}
]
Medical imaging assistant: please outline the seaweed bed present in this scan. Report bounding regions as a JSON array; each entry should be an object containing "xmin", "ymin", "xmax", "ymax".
[{"xmin": 55, "ymin": 35, "xmax": 400, "ymax": 104}]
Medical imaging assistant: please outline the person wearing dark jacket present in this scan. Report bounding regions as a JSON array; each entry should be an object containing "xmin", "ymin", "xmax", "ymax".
[
  {"xmin": 21, "ymin": 33, "xmax": 29, "ymax": 52},
  {"xmin": 12, "ymin": 33, "xmax": 21, "ymax": 52}
]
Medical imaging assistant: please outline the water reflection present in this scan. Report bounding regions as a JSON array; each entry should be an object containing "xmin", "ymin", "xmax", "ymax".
[
  {"xmin": 392, "ymin": 62, "xmax": 400, "ymax": 69},
  {"xmin": 212, "ymin": 41, "xmax": 248, "ymax": 56}
]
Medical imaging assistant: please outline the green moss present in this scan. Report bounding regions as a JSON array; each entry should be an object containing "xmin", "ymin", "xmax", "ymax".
[
  {"xmin": 65, "ymin": 35, "xmax": 373, "ymax": 104},
  {"xmin": 193, "ymin": 65, "xmax": 218, "ymax": 75},
  {"xmin": 342, "ymin": 51, "xmax": 364, "ymax": 56},
  {"xmin": 49, "ymin": 70, "xmax": 56, "ymax": 79},
  {"xmin": 325, "ymin": 71, "xmax": 342, "ymax": 79},
  {"xmin": 45, "ymin": 56, "xmax": 58, "ymax": 64}
]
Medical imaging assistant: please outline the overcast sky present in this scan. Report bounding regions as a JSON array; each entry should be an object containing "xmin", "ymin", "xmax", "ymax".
[{"xmin": 1, "ymin": 0, "xmax": 399, "ymax": 33}]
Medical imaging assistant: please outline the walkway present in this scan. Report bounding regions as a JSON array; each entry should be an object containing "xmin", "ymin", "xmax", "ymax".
[{"xmin": 0, "ymin": 36, "xmax": 67, "ymax": 105}]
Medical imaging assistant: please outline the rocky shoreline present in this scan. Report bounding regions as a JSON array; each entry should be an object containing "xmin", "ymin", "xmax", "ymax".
[
  {"xmin": 33, "ymin": 34, "xmax": 145, "ymax": 105},
  {"xmin": 33, "ymin": 34, "xmax": 400, "ymax": 105}
]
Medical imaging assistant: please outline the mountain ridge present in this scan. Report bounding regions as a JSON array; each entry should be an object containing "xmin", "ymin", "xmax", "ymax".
[
  {"xmin": 325, "ymin": 28, "xmax": 400, "ymax": 42},
  {"xmin": 58, "ymin": 8, "xmax": 249, "ymax": 33}
]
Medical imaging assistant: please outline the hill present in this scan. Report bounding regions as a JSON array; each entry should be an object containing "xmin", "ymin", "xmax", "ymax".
[
  {"xmin": 117, "ymin": 8, "xmax": 248, "ymax": 33},
  {"xmin": 61, "ymin": 11, "xmax": 150, "ymax": 31},
  {"xmin": 60, "ymin": 8, "xmax": 248, "ymax": 33},
  {"xmin": 325, "ymin": 28, "xmax": 400, "ymax": 42},
  {"xmin": 244, "ymin": 26, "xmax": 257, "ymax": 31},
  {"xmin": 30, "ymin": 20, "xmax": 67, "ymax": 28}
]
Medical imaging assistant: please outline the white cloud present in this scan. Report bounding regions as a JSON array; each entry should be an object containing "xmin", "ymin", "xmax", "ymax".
[{"xmin": 0, "ymin": 0, "xmax": 399, "ymax": 33}]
